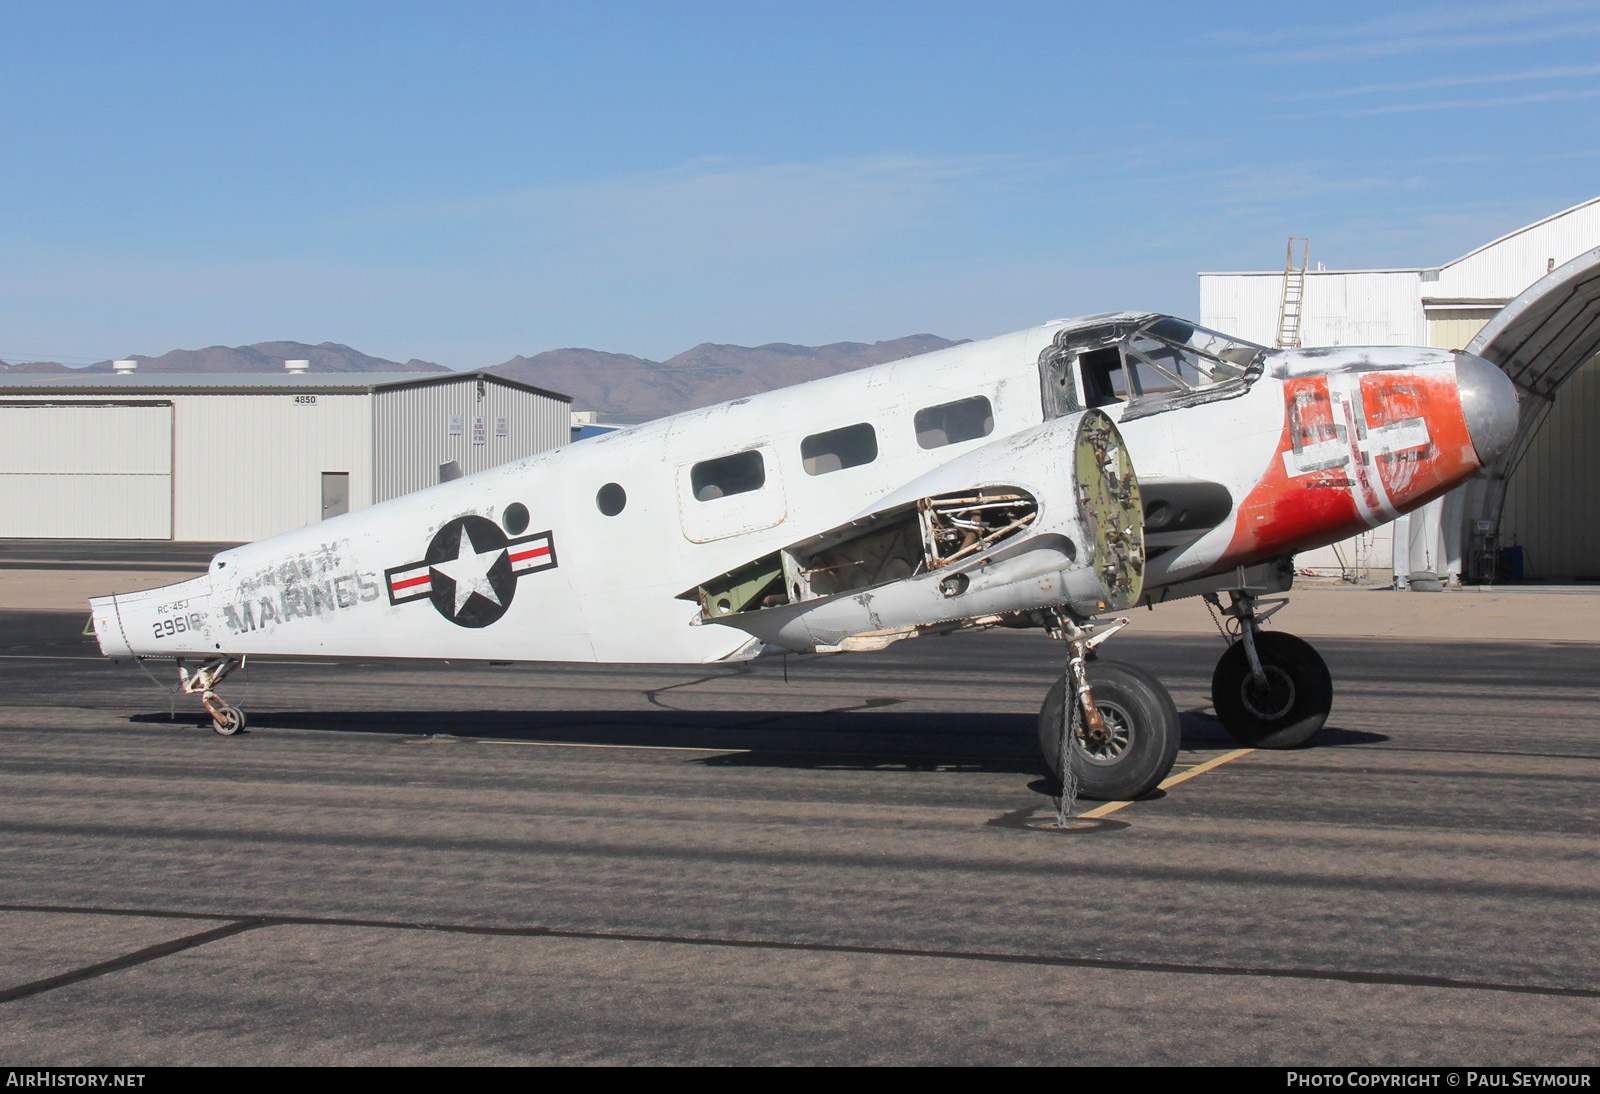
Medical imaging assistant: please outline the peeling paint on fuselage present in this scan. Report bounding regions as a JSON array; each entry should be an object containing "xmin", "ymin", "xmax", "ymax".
[{"xmin": 92, "ymin": 315, "xmax": 1491, "ymax": 665}]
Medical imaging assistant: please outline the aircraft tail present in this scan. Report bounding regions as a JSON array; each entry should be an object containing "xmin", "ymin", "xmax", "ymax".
[{"xmin": 90, "ymin": 574, "xmax": 218, "ymax": 660}]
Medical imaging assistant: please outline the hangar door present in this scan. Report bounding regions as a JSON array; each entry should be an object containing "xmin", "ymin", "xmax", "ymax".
[{"xmin": 0, "ymin": 403, "xmax": 173, "ymax": 538}]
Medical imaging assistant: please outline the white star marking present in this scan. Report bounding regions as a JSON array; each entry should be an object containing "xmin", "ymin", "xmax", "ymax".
[{"xmin": 430, "ymin": 526, "xmax": 506, "ymax": 615}]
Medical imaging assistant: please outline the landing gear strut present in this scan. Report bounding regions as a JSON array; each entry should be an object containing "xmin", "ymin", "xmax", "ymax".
[
  {"xmin": 1206, "ymin": 589, "xmax": 1331, "ymax": 749},
  {"xmin": 1037, "ymin": 614, "xmax": 1180, "ymax": 806},
  {"xmin": 178, "ymin": 656, "xmax": 247, "ymax": 736}
]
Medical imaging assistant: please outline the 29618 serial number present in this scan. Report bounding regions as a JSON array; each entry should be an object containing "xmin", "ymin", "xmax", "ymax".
[{"xmin": 153, "ymin": 613, "xmax": 205, "ymax": 638}]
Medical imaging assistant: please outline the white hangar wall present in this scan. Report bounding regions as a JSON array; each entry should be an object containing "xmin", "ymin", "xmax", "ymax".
[
  {"xmin": 1201, "ymin": 270, "xmax": 1425, "ymax": 349},
  {"xmin": 0, "ymin": 402, "xmax": 175, "ymax": 538},
  {"xmin": 171, "ymin": 391, "xmax": 375, "ymax": 541},
  {"xmin": 1199, "ymin": 196, "xmax": 1600, "ymax": 581},
  {"xmin": 1430, "ymin": 200, "xmax": 1600, "ymax": 301},
  {"xmin": 0, "ymin": 372, "xmax": 571, "ymax": 543},
  {"xmin": 374, "ymin": 378, "xmax": 574, "ymax": 501}
]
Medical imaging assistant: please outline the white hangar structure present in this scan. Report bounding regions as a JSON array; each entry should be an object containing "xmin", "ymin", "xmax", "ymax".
[
  {"xmin": 0, "ymin": 371, "xmax": 571, "ymax": 542},
  {"xmin": 1200, "ymin": 196, "xmax": 1600, "ymax": 582}
]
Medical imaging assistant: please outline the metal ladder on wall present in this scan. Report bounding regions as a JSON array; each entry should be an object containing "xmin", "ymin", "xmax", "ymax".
[{"xmin": 1276, "ymin": 237, "xmax": 1309, "ymax": 349}]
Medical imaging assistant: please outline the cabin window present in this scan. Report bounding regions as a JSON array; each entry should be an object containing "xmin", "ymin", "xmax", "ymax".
[
  {"xmin": 801, "ymin": 423, "xmax": 878, "ymax": 476},
  {"xmin": 595, "ymin": 483, "xmax": 627, "ymax": 516},
  {"xmin": 691, "ymin": 450, "xmax": 766, "ymax": 501},
  {"xmin": 503, "ymin": 502, "xmax": 530, "ymax": 534},
  {"xmin": 914, "ymin": 396, "xmax": 994, "ymax": 450}
]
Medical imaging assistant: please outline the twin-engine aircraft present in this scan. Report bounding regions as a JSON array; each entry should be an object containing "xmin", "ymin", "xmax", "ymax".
[{"xmin": 91, "ymin": 313, "xmax": 1518, "ymax": 801}]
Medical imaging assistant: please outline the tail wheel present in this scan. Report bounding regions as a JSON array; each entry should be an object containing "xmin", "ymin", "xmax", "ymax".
[
  {"xmin": 212, "ymin": 705, "xmax": 247, "ymax": 736},
  {"xmin": 1037, "ymin": 660, "xmax": 1180, "ymax": 801},
  {"xmin": 1211, "ymin": 631, "xmax": 1331, "ymax": 749}
]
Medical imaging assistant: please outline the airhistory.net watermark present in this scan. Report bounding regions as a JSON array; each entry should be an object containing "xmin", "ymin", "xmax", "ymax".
[{"xmin": 5, "ymin": 1074, "xmax": 145, "ymax": 1088}]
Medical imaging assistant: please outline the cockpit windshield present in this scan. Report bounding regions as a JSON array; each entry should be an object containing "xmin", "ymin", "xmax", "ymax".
[
  {"xmin": 1041, "ymin": 314, "xmax": 1267, "ymax": 419},
  {"xmin": 1126, "ymin": 318, "xmax": 1264, "ymax": 394},
  {"xmin": 1076, "ymin": 318, "xmax": 1265, "ymax": 409}
]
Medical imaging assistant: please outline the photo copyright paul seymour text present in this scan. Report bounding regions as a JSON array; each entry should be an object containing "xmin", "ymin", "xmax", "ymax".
[{"xmin": 1288, "ymin": 1076, "xmax": 1592, "ymax": 1089}]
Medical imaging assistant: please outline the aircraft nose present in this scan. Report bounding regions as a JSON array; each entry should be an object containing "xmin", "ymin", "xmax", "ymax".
[{"xmin": 1454, "ymin": 352, "xmax": 1519, "ymax": 466}]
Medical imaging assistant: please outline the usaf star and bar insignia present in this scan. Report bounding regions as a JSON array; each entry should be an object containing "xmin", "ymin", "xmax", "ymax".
[{"xmin": 385, "ymin": 515, "xmax": 557, "ymax": 628}]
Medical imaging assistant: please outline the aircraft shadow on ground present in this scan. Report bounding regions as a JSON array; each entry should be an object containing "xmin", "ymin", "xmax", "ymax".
[
  {"xmin": 127, "ymin": 706, "xmax": 1386, "ymax": 772},
  {"xmin": 1177, "ymin": 710, "xmax": 1389, "ymax": 748},
  {"xmin": 132, "ymin": 707, "xmax": 1049, "ymax": 775}
]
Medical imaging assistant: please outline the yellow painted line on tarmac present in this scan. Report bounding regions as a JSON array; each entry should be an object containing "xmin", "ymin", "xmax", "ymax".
[
  {"xmin": 1076, "ymin": 747, "xmax": 1257, "ymax": 819},
  {"xmin": 1155, "ymin": 747, "xmax": 1257, "ymax": 789},
  {"xmin": 474, "ymin": 739, "xmax": 750, "ymax": 754}
]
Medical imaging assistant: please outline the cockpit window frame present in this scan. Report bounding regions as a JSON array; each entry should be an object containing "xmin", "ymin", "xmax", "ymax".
[{"xmin": 1036, "ymin": 315, "xmax": 1266, "ymax": 422}]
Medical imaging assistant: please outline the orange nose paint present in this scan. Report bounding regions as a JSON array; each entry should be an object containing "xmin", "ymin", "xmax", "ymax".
[{"xmin": 1225, "ymin": 370, "xmax": 1480, "ymax": 566}]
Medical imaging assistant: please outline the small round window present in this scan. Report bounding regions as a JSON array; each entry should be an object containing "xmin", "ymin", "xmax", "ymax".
[
  {"xmin": 596, "ymin": 482, "xmax": 626, "ymax": 516},
  {"xmin": 503, "ymin": 502, "xmax": 530, "ymax": 535}
]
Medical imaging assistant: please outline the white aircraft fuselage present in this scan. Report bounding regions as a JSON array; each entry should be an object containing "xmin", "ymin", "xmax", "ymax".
[{"xmin": 91, "ymin": 313, "xmax": 1518, "ymax": 670}]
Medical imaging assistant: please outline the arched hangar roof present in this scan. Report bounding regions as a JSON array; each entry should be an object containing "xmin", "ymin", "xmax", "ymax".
[
  {"xmin": 1440, "ymin": 243, "xmax": 1600, "ymax": 573},
  {"xmin": 1468, "ymin": 244, "xmax": 1600, "ymax": 400}
]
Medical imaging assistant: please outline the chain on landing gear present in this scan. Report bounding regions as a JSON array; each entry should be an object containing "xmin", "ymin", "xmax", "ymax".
[
  {"xmin": 1205, "ymin": 570, "xmax": 1333, "ymax": 749},
  {"xmin": 178, "ymin": 655, "xmax": 248, "ymax": 735},
  {"xmin": 1036, "ymin": 610, "xmax": 1177, "ymax": 823},
  {"xmin": 1050, "ymin": 612, "xmax": 1130, "ymax": 824}
]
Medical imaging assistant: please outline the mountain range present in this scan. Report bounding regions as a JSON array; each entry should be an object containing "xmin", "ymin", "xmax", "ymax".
[
  {"xmin": 2, "ymin": 334, "xmax": 967, "ymax": 421},
  {"xmin": 0, "ymin": 341, "xmax": 445, "ymax": 376}
]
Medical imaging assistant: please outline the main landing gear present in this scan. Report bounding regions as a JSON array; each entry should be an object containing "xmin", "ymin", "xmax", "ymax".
[
  {"xmin": 1037, "ymin": 613, "xmax": 1180, "ymax": 807},
  {"xmin": 178, "ymin": 656, "xmax": 248, "ymax": 736},
  {"xmin": 1205, "ymin": 589, "xmax": 1332, "ymax": 749}
]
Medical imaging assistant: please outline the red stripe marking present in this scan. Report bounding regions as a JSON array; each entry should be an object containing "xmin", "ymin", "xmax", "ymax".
[
  {"xmin": 509, "ymin": 546, "xmax": 549, "ymax": 563},
  {"xmin": 392, "ymin": 574, "xmax": 431, "ymax": 591},
  {"xmin": 1339, "ymin": 390, "xmax": 1384, "ymax": 515}
]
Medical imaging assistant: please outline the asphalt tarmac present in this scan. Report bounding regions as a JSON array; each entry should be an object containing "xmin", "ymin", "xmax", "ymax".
[{"xmin": 1, "ymin": 596, "xmax": 1597, "ymax": 1064}]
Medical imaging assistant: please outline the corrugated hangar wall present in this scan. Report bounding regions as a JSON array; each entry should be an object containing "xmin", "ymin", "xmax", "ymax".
[
  {"xmin": 0, "ymin": 403, "xmax": 174, "ymax": 538},
  {"xmin": 1498, "ymin": 360, "xmax": 1600, "ymax": 579},
  {"xmin": 173, "ymin": 393, "xmax": 375, "ymax": 542},
  {"xmin": 1200, "ymin": 271, "xmax": 1426, "ymax": 348},
  {"xmin": 1426, "ymin": 309, "xmax": 1501, "ymax": 352},
  {"xmin": 0, "ymin": 373, "xmax": 572, "ymax": 542},
  {"xmin": 374, "ymin": 380, "xmax": 572, "ymax": 501}
]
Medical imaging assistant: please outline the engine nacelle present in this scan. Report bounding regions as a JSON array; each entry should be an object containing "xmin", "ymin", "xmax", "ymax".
[{"xmin": 681, "ymin": 409, "xmax": 1144, "ymax": 653}]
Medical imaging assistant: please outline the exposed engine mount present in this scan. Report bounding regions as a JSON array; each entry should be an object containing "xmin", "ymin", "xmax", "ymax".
[{"xmin": 681, "ymin": 408, "xmax": 1144, "ymax": 653}]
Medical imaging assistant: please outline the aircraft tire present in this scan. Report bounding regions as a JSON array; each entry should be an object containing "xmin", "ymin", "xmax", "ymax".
[
  {"xmin": 212, "ymin": 705, "xmax": 246, "ymax": 736},
  {"xmin": 1211, "ymin": 632, "xmax": 1331, "ymax": 749},
  {"xmin": 1037, "ymin": 660, "xmax": 1180, "ymax": 801}
]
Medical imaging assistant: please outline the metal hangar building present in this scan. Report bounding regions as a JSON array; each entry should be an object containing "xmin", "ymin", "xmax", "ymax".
[
  {"xmin": 1198, "ymin": 196, "xmax": 1600, "ymax": 582},
  {"xmin": 0, "ymin": 369, "xmax": 571, "ymax": 542}
]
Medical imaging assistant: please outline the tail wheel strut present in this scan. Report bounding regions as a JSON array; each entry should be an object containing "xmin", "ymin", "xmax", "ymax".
[{"xmin": 178, "ymin": 656, "xmax": 248, "ymax": 736}]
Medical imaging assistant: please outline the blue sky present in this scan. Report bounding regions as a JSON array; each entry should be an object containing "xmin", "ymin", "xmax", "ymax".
[{"xmin": 4, "ymin": 1, "xmax": 1599, "ymax": 366}]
